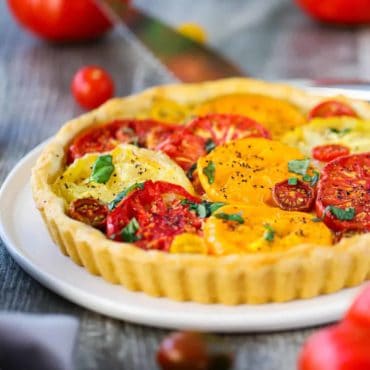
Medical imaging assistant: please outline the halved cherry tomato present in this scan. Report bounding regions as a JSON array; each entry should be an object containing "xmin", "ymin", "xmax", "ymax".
[
  {"xmin": 312, "ymin": 143, "xmax": 350, "ymax": 162},
  {"xmin": 308, "ymin": 100, "xmax": 358, "ymax": 120},
  {"xmin": 187, "ymin": 113, "xmax": 271, "ymax": 143},
  {"xmin": 71, "ymin": 66, "xmax": 115, "ymax": 110},
  {"xmin": 345, "ymin": 284, "xmax": 370, "ymax": 329},
  {"xmin": 316, "ymin": 153, "xmax": 370, "ymax": 232},
  {"xmin": 68, "ymin": 119, "xmax": 175, "ymax": 163},
  {"xmin": 156, "ymin": 114, "xmax": 271, "ymax": 172},
  {"xmin": 68, "ymin": 197, "xmax": 108, "ymax": 230},
  {"xmin": 156, "ymin": 130, "xmax": 207, "ymax": 171},
  {"xmin": 106, "ymin": 181, "xmax": 203, "ymax": 251},
  {"xmin": 272, "ymin": 179, "xmax": 315, "ymax": 211}
]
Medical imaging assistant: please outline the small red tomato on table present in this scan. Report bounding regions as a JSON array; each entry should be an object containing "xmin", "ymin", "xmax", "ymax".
[
  {"xmin": 71, "ymin": 66, "xmax": 115, "ymax": 110},
  {"xmin": 299, "ymin": 284, "xmax": 370, "ymax": 370}
]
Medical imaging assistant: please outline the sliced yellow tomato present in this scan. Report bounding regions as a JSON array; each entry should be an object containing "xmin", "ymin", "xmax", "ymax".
[
  {"xmin": 204, "ymin": 205, "xmax": 332, "ymax": 255},
  {"xmin": 282, "ymin": 116, "xmax": 370, "ymax": 157},
  {"xmin": 193, "ymin": 93, "xmax": 305, "ymax": 138},
  {"xmin": 53, "ymin": 144, "xmax": 194, "ymax": 203},
  {"xmin": 197, "ymin": 137, "xmax": 305, "ymax": 206},
  {"xmin": 169, "ymin": 233, "xmax": 208, "ymax": 254}
]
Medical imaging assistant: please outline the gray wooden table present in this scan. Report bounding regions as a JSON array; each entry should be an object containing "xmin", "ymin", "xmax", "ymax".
[{"xmin": 0, "ymin": 1, "xmax": 369, "ymax": 369}]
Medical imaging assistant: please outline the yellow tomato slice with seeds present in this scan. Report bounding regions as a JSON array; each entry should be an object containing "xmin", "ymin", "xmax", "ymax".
[
  {"xmin": 169, "ymin": 233, "xmax": 208, "ymax": 254},
  {"xmin": 193, "ymin": 93, "xmax": 305, "ymax": 138},
  {"xmin": 197, "ymin": 137, "xmax": 305, "ymax": 206},
  {"xmin": 204, "ymin": 205, "xmax": 332, "ymax": 255}
]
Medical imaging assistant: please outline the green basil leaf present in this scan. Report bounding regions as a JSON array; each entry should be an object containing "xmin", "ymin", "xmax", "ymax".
[
  {"xmin": 90, "ymin": 155, "xmax": 114, "ymax": 184},
  {"xmin": 203, "ymin": 161, "xmax": 215, "ymax": 184},
  {"xmin": 309, "ymin": 171, "xmax": 320, "ymax": 186},
  {"xmin": 121, "ymin": 217, "xmax": 141, "ymax": 242},
  {"xmin": 328, "ymin": 127, "xmax": 351, "ymax": 136},
  {"xmin": 215, "ymin": 212, "xmax": 244, "ymax": 224},
  {"xmin": 108, "ymin": 182, "xmax": 145, "ymax": 210},
  {"xmin": 288, "ymin": 177, "xmax": 298, "ymax": 185},
  {"xmin": 180, "ymin": 200, "xmax": 226, "ymax": 218},
  {"xmin": 327, "ymin": 206, "xmax": 356, "ymax": 221},
  {"xmin": 263, "ymin": 223, "xmax": 275, "ymax": 242},
  {"xmin": 204, "ymin": 139, "xmax": 216, "ymax": 153},
  {"xmin": 288, "ymin": 159, "xmax": 310, "ymax": 176}
]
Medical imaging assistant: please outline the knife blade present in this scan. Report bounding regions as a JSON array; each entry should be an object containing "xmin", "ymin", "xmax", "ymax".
[{"xmin": 94, "ymin": 0, "xmax": 244, "ymax": 82}]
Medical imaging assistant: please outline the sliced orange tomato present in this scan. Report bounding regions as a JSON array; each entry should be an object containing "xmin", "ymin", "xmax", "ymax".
[
  {"xmin": 204, "ymin": 205, "xmax": 332, "ymax": 255},
  {"xmin": 169, "ymin": 233, "xmax": 207, "ymax": 254},
  {"xmin": 197, "ymin": 137, "xmax": 306, "ymax": 206},
  {"xmin": 193, "ymin": 93, "xmax": 305, "ymax": 138}
]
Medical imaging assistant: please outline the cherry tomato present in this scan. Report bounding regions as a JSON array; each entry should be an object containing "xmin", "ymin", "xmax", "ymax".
[
  {"xmin": 316, "ymin": 153, "xmax": 370, "ymax": 232},
  {"xmin": 345, "ymin": 284, "xmax": 370, "ymax": 328},
  {"xmin": 71, "ymin": 66, "xmax": 115, "ymax": 110},
  {"xmin": 296, "ymin": 0, "xmax": 370, "ymax": 24},
  {"xmin": 298, "ymin": 321, "xmax": 370, "ymax": 370},
  {"xmin": 187, "ymin": 113, "xmax": 271, "ymax": 144},
  {"xmin": 308, "ymin": 100, "xmax": 358, "ymax": 120},
  {"xmin": 272, "ymin": 179, "xmax": 315, "ymax": 212},
  {"xmin": 157, "ymin": 332, "xmax": 209, "ymax": 370},
  {"xmin": 106, "ymin": 181, "xmax": 203, "ymax": 251},
  {"xmin": 7, "ymin": 0, "xmax": 114, "ymax": 42},
  {"xmin": 68, "ymin": 198, "xmax": 108, "ymax": 230},
  {"xmin": 312, "ymin": 144, "xmax": 350, "ymax": 162},
  {"xmin": 157, "ymin": 130, "xmax": 207, "ymax": 171},
  {"xmin": 68, "ymin": 119, "xmax": 175, "ymax": 162}
]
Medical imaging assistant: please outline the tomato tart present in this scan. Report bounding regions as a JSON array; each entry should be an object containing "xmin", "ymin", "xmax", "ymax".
[{"xmin": 32, "ymin": 78, "xmax": 370, "ymax": 304}]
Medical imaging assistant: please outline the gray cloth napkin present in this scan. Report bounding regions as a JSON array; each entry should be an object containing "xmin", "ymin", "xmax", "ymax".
[{"xmin": 0, "ymin": 314, "xmax": 79, "ymax": 370}]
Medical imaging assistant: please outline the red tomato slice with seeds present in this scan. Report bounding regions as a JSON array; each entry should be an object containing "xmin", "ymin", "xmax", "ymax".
[
  {"xmin": 69, "ymin": 198, "xmax": 108, "ymax": 230},
  {"xmin": 308, "ymin": 100, "xmax": 358, "ymax": 120},
  {"xmin": 106, "ymin": 181, "xmax": 203, "ymax": 251},
  {"xmin": 187, "ymin": 113, "xmax": 271, "ymax": 143},
  {"xmin": 68, "ymin": 119, "xmax": 175, "ymax": 163},
  {"xmin": 272, "ymin": 179, "xmax": 315, "ymax": 212},
  {"xmin": 312, "ymin": 144, "xmax": 350, "ymax": 162},
  {"xmin": 316, "ymin": 153, "xmax": 370, "ymax": 232}
]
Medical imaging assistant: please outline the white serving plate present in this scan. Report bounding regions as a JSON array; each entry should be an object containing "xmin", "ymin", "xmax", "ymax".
[{"xmin": 0, "ymin": 142, "xmax": 364, "ymax": 332}]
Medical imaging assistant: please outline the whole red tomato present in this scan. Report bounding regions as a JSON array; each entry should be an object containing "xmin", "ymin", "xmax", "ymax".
[
  {"xmin": 296, "ymin": 0, "xmax": 370, "ymax": 24},
  {"xmin": 7, "ymin": 0, "xmax": 112, "ymax": 41}
]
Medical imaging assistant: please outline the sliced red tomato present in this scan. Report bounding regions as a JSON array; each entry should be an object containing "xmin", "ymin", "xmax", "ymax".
[
  {"xmin": 298, "ymin": 321, "xmax": 370, "ymax": 370},
  {"xmin": 106, "ymin": 181, "xmax": 203, "ymax": 251},
  {"xmin": 186, "ymin": 113, "xmax": 271, "ymax": 143},
  {"xmin": 272, "ymin": 179, "xmax": 315, "ymax": 212},
  {"xmin": 156, "ymin": 130, "xmax": 206, "ymax": 172},
  {"xmin": 308, "ymin": 100, "xmax": 358, "ymax": 120},
  {"xmin": 316, "ymin": 153, "xmax": 370, "ymax": 232},
  {"xmin": 68, "ymin": 119, "xmax": 175, "ymax": 163},
  {"xmin": 68, "ymin": 198, "xmax": 108, "ymax": 230},
  {"xmin": 345, "ymin": 284, "xmax": 370, "ymax": 329},
  {"xmin": 312, "ymin": 144, "xmax": 350, "ymax": 162}
]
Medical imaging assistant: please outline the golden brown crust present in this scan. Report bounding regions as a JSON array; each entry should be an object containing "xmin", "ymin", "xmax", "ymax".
[{"xmin": 31, "ymin": 78, "xmax": 370, "ymax": 304}]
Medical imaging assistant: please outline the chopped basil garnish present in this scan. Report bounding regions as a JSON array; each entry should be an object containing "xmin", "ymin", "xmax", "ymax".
[
  {"xmin": 204, "ymin": 139, "xmax": 216, "ymax": 153},
  {"xmin": 203, "ymin": 161, "xmax": 215, "ymax": 184},
  {"xmin": 288, "ymin": 177, "xmax": 298, "ymax": 185},
  {"xmin": 108, "ymin": 182, "xmax": 145, "ymax": 210},
  {"xmin": 328, "ymin": 127, "xmax": 351, "ymax": 136},
  {"xmin": 327, "ymin": 206, "xmax": 356, "ymax": 221},
  {"xmin": 288, "ymin": 159, "xmax": 310, "ymax": 176},
  {"xmin": 263, "ymin": 223, "xmax": 275, "ymax": 242},
  {"xmin": 186, "ymin": 163, "xmax": 197, "ymax": 180},
  {"xmin": 181, "ymin": 199, "xmax": 225, "ymax": 218},
  {"xmin": 215, "ymin": 212, "xmax": 244, "ymax": 224},
  {"xmin": 90, "ymin": 154, "xmax": 114, "ymax": 184},
  {"xmin": 121, "ymin": 217, "xmax": 141, "ymax": 242}
]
